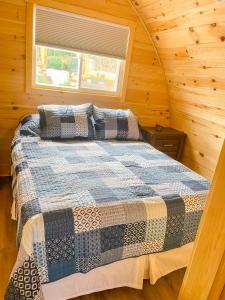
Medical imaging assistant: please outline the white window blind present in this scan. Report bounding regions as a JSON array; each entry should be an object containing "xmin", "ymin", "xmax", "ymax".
[{"xmin": 35, "ymin": 6, "xmax": 130, "ymax": 59}]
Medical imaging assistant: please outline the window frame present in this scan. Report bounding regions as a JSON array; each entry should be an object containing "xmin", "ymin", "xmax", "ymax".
[{"xmin": 26, "ymin": 0, "xmax": 136, "ymax": 101}]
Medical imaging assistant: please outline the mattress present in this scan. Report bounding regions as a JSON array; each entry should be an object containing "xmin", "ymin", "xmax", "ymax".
[{"xmin": 6, "ymin": 124, "xmax": 209, "ymax": 300}]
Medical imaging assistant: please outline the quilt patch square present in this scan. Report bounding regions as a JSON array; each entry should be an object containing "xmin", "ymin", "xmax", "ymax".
[
  {"xmin": 123, "ymin": 202, "xmax": 147, "ymax": 223},
  {"xmin": 6, "ymin": 256, "xmax": 40, "ymax": 300},
  {"xmin": 20, "ymin": 198, "xmax": 41, "ymax": 227},
  {"xmin": 181, "ymin": 180, "xmax": 209, "ymax": 192},
  {"xmin": 75, "ymin": 230, "xmax": 101, "ymax": 258},
  {"xmin": 43, "ymin": 208, "xmax": 74, "ymax": 240},
  {"xmin": 181, "ymin": 210, "xmax": 203, "ymax": 245},
  {"xmin": 101, "ymin": 224, "xmax": 126, "ymax": 252},
  {"xmin": 123, "ymin": 221, "xmax": 146, "ymax": 246},
  {"xmin": 75, "ymin": 255, "xmax": 101, "ymax": 273},
  {"xmin": 90, "ymin": 187, "xmax": 117, "ymax": 203},
  {"xmin": 73, "ymin": 206, "xmax": 100, "ymax": 233},
  {"xmin": 46, "ymin": 235, "xmax": 75, "ymax": 263},
  {"xmin": 163, "ymin": 194, "xmax": 185, "ymax": 250},
  {"xmin": 130, "ymin": 185, "xmax": 158, "ymax": 198},
  {"xmin": 100, "ymin": 205, "xmax": 126, "ymax": 228},
  {"xmin": 146, "ymin": 217, "xmax": 167, "ymax": 243},
  {"xmin": 48, "ymin": 260, "xmax": 76, "ymax": 282}
]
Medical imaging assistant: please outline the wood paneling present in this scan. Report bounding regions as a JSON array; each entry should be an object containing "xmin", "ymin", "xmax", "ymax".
[
  {"xmin": 0, "ymin": 0, "xmax": 169, "ymax": 176},
  {"xmin": 209, "ymin": 251, "xmax": 225, "ymax": 300},
  {"xmin": 0, "ymin": 177, "xmax": 186, "ymax": 300},
  {"xmin": 134, "ymin": 0, "xmax": 225, "ymax": 180},
  {"xmin": 0, "ymin": 177, "xmax": 17, "ymax": 300},
  {"xmin": 178, "ymin": 141, "xmax": 225, "ymax": 299},
  {"xmin": 220, "ymin": 286, "xmax": 225, "ymax": 300}
]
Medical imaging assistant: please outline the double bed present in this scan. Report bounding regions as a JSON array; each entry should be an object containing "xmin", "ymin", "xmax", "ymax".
[{"xmin": 6, "ymin": 114, "xmax": 209, "ymax": 300}]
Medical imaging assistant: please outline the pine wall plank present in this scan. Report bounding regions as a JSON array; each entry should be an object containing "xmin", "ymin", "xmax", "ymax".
[{"xmin": 134, "ymin": 0, "xmax": 225, "ymax": 179}]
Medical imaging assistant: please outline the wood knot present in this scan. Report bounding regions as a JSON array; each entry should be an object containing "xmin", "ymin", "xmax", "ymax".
[{"xmin": 220, "ymin": 36, "xmax": 225, "ymax": 42}]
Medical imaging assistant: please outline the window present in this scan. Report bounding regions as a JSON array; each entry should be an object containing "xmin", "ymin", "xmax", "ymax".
[
  {"xmin": 35, "ymin": 45, "xmax": 122, "ymax": 93},
  {"xmin": 30, "ymin": 5, "xmax": 132, "ymax": 96},
  {"xmin": 80, "ymin": 53, "xmax": 121, "ymax": 92},
  {"xmin": 36, "ymin": 46, "xmax": 79, "ymax": 89}
]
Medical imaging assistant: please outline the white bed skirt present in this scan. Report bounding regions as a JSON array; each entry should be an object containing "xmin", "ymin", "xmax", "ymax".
[{"xmin": 41, "ymin": 242, "xmax": 193, "ymax": 300}]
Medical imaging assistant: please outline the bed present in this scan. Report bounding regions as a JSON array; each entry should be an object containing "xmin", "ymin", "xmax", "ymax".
[{"xmin": 5, "ymin": 115, "xmax": 210, "ymax": 300}]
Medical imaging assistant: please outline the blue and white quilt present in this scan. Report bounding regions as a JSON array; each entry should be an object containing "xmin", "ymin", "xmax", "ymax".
[{"xmin": 6, "ymin": 122, "xmax": 209, "ymax": 300}]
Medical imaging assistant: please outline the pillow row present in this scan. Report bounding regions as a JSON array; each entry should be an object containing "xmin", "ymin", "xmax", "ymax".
[{"xmin": 20, "ymin": 103, "xmax": 143, "ymax": 141}]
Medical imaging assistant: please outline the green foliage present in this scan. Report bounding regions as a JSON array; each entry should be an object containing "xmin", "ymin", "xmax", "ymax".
[
  {"xmin": 46, "ymin": 49, "xmax": 78, "ymax": 71},
  {"xmin": 46, "ymin": 56, "xmax": 78, "ymax": 71}
]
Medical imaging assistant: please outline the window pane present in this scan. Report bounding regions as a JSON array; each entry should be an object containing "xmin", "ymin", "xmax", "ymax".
[
  {"xmin": 81, "ymin": 54, "xmax": 121, "ymax": 92},
  {"xmin": 35, "ymin": 45, "xmax": 79, "ymax": 88}
]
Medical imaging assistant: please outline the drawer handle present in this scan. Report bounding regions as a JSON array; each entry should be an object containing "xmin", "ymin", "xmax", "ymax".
[{"xmin": 163, "ymin": 144, "xmax": 174, "ymax": 147}]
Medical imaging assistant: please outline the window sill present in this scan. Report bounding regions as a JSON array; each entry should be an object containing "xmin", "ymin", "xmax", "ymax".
[{"xmin": 28, "ymin": 84, "xmax": 125, "ymax": 104}]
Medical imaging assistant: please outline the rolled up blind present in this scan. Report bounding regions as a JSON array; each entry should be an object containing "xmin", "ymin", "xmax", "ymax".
[{"xmin": 35, "ymin": 6, "xmax": 130, "ymax": 59}]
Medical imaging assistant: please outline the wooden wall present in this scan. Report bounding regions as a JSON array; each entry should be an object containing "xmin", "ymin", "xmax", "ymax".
[
  {"xmin": 134, "ymin": 0, "xmax": 225, "ymax": 180},
  {"xmin": 0, "ymin": 0, "xmax": 169, "ymax": 175}
]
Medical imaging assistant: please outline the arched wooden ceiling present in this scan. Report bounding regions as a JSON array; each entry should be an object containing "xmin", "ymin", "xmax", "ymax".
[{"xmin": 131, "ymin": 0, "xmax": 225, "ymax": 180}]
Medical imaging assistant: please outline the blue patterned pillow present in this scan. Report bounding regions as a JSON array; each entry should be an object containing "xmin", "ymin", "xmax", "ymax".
[
  {"xmin": 19, "ymin": 114, "xmax": 40, "ymax": 137},
  {"xmin": 38, "ymin": 104, "xmax": 94, "ymax": 139},
  {"xmin": 93, "ymin": 106, "xmax": 143, "ymax": 140}
]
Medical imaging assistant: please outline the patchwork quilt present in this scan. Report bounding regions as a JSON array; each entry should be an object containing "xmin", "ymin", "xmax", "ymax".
[{"xmin": 6, "ymin": 127, "xmax": 209, "ymax": 300}]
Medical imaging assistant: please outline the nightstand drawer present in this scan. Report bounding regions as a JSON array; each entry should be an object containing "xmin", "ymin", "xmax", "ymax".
[
  {"xmin": 155, "ymin": 139, "xmax": 179, "ymax": 151},
  {"xmin": 142, "ymin": 126, "xmax": 186, "ymax": 162},
  {"xmin": 163, "ymin": 151, "xmax": 177, "ymax": 159}
]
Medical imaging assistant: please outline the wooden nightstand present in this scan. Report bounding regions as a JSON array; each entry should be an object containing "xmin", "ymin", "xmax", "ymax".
[{"xmin": 142, "ymin": 126, "xmax": 186, "ymax": 162}]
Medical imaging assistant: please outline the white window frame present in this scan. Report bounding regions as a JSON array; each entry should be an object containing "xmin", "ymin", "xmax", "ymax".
[{"xmin": 26, "ymin": 1, "xmax": 136, "ymax": 101}]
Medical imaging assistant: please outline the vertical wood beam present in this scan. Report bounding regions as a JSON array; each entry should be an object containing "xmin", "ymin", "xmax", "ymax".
[
  {"xmin": 208, "ymin": 251, "xmax": 225, "ymax": 300},
  {"xmin": 178, "ymin": 141, "xmax": 225, "ymax": 300},
  {"xmin": 25, "ymin": 1, "xmax": 35, "ymax": 93}
]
